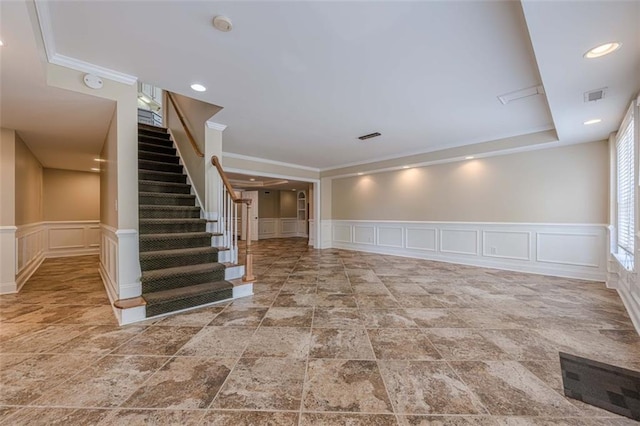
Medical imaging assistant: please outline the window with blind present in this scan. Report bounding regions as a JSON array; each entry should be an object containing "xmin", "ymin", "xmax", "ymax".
[{"xmin": 615, "ymin": 103, "xmax": 635, "ymax": 269}]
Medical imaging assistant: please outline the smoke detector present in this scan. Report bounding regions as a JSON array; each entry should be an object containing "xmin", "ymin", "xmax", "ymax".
[
  {"xmin": 83, "ymin": 74, "xmax": 103, "ymax": 90},
  {"xmin": 213, "ymin": 16, "xmax": 233, "ymax": 32}
]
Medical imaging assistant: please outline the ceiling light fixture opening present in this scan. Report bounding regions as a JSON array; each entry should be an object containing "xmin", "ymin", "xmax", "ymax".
[
  {"xmin": 213, "ymin": 15, "xmax": 233, "ymax": 32},
  {"xmin": 584, "ymin": 42, "xmax": 621, "ymax": 59},
  {"xmin": 249, "ymin": 178, "xmax": 255, "ymax": 181},
  {"xmin": 465, "ymin": 156, "xmax": 475, "ymax": 160},
  {"xmin": 402, "ymin": 166, "xmax": 410, "ymax": 169},
  {"xmin": 357, "ymin": 173, "xmax": 364, "ymax": 176},
  {"xmin": 191, "ymin": 83, "xmax": 207, "ymax": 92},
  {"xmin": 583, "ymin": 119, "xmax": 602, "ymax": 125}
]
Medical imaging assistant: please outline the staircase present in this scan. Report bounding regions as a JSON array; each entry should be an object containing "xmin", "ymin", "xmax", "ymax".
[{"xmin": 137, "ymin": 123, "xmax": 234, "ymax": 317}]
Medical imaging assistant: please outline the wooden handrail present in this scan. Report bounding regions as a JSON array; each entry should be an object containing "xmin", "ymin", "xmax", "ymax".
[
  {"xmin": 211, "ymin": 156, "xmax": 251, "ymax": 206},
  {"xmin": 166, "ymin": 91, "xmax": 204, "ymax": 158},
  {"xmin": 211, "ymin": 155, "xmax": 255, "ymax": 282}
]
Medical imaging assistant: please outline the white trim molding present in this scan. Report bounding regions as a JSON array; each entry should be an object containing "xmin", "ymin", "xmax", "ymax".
[
  {"xmin": 100, "ymin": 225, "xmax": 144, "ymax": 325},
  {"xmin": 33, "ymin": 0, "xmax": 137, "ymax": 85},
  {"xmin": 0, "ymin": 226, "xmax": 18, "ymax": 294},
  {"xmin": 222, "ymin": 152, "xmax": 321, "ymax": 173},
  {"xmin": 330, "ymin": 220, "xmax": 608, "ymax": 281},
  {"xmin": 206, "ymin": 121, "xmax": 228, "ymax": 131}
]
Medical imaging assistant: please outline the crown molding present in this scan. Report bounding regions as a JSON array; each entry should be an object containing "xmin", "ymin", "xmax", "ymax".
[
  {"xmin": 33, "ymin": 0, "xmax": 137, "ymax": 85},
  {"xmin": 206, "ymin": 121, "xmax": 228, "ymax": 131},
  {"xmin": 222, "ymin": 152, "xmax": 320, "ymax": 173}
]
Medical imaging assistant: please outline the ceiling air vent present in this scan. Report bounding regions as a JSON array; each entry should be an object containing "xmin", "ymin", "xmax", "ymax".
[
  {"xmin": 498, "ymin": 85, "xmax": 545, "ymax": 105},
  {"xmin": 584, "ymin": 87, "xmax": 607, "ymax": 103},
  {"xmin": 358, "ymin": 132, "xmax": 381, "ymax": 140}
]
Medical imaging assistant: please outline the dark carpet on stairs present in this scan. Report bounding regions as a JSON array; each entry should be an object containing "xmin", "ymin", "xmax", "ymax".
[{"xmin": 137, "ymin": 123, "xmax": 233, "ymax": 317}]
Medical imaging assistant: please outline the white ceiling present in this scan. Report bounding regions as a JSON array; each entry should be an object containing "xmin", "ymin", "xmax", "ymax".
[
  {"xmin": 0, "ymin": 1, "xmax": 115, "ymax": 172},
  {"xmin": 2, "ymin": 1, "xmax": 638, "ymax": 172}
]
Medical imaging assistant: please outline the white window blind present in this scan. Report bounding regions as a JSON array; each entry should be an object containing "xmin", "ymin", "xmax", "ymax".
[{"xmin": 616, "ymin": 104, "xmax": 635, "ymax": 259}]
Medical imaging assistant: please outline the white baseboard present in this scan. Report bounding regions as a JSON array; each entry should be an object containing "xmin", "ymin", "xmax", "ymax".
[
  {"xmin": 618, "ymin": 285, "xmax": 640, "ymax": 333},
  {"xmin": 15, "ymin": 252, "xmax": 45, "ymax": 292}
]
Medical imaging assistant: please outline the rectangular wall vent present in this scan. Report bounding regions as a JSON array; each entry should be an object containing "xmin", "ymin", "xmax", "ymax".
[
  {"xmin": 358, "ymin": 132, "xmax": 381, "ymax": 140},
  {"xmin": 584, "ymin": 88, "xmax": 607, "ymax": 102}
]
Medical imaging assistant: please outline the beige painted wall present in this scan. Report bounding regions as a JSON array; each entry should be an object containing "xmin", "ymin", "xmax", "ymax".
[
  {"xmin": 43, "ymin": 169, "xmax": 100, "ymax": 221},
  {"xmin": 47, "ymin": 63, "xmax": 138, "ymax": 230},
  {"xmin": 0, "ymin": 128, "xmax": 16, "ymax": 226},
  {"xmin": 258, "ymin": 190, "xmax": 279, "ymax": 217},
  {"xmin": 332, "ymin": 141, "xmax": 608, "ymax": 223},
  {"xmin": 14, "ymin": 134, "xmax": 43, "ymax": 226},
  {"xmin": 100, "ymin": 111, "xmax": 118, "ymax": 228},
  {"xmin": 280, "ymin": 191, "xmax": 297, "ymax": 217}
]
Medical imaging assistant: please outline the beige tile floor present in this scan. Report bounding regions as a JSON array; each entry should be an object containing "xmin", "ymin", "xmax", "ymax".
[{"xmin": 1, "ymin": 238, "xmax": 639, "ymax": 425}]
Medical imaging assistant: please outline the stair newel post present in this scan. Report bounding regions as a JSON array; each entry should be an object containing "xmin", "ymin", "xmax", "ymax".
[{"xmin": 242, "ymin": 200, "xmax": 255, "ymax": 282}]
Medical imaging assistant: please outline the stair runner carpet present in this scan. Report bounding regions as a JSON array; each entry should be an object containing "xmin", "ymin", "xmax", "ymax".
[{"xmin": 137, "ymin": 123, "xmax": 233, "ymax": 317}]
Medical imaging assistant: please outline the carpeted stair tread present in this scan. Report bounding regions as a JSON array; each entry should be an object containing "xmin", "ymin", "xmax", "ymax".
[
  {"xmin": 139, "ymin": 205, "xmax": 201, "ymax": 219},
  {"xmin": 143, "ymin": 280, "xmax": 232, "ymax": 303},
  {"xmin": 139, "ymin": 232, "xmax": 212, "ymax": 251},
  {"xmin": 139, "ymin": 159, "xmax": 183, "ymax": 174},
  {"xmin": 139, "ymin": 192, "xmax": 195, "ymax": 200},
  {"xmin": 142, "ymin": 262, "xmax": 225, "ymax": 281},
  {"xmin": 140, "ymin": 246, "xmax": 219, "ymax": 261},
  {"xmin": 139, "ymin": 123, "xmax": 168, "ymax": 132},
  {"xmin": 139, "ymin": 150, "xmax": 180, "ymax": 164},
  {"xmin": 140, "ymin": 231, "xmax": 212, "ymax": 241},
  {"xmin": 143, "ymin": 281, "xmax": 233, "ymax": 316},
  {"xmin": 138, "ymin": 180, "xmax": 191, "ymax": 194},
  {"xmin": 139, "ymin": 142, "xmax": 176, "ymax": 156},
  {"xmin": 138, "ymin": 135, "xmax": 173, "ymax": 146},
  {"xmin": 138, "ymin": 170, "xmax": 187, "ymax": 183}
]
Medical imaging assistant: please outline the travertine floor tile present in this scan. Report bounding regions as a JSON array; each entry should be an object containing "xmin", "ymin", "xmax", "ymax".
[
  {"xmin": 379, "ymin": 360, "xmax": 487, "ymax": 415},
  {"xmin": 201, "ymin": 411, "xmax": 299, "ymax": 426},
  {"xmin": 0, "ymin": 242, "xmax": 637, "ymax": 424},
  {"xmin": 303, "ymin": 359, "xmax": 393, "ymax": 413},
  {"xmin": 212, "ymin": 357, "xmax": 306, "ymax": 410}
]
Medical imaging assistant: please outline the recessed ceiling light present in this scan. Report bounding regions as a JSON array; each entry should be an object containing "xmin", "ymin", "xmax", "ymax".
[
  {"xmin": 583, "ymin": 118, "xmax": 602, "ymax": 125},
  {"xmin": 465, "ymin": 156, "xmax": 475, "ymax": 160},
  {"xmin": 91, "ymin": 168, "xmax": 100, "ymax": 172},
  {"xmin": 291, "ymin": 189, "xmax": 296, "ymax": 191},
  {"xmin": 584, "ymin": 42, "xmax": 621, "ymax": 59},
  {"xmin": 94, "ymin": 158, "xmax": 106, "ymax": 162},
  {"xmin": 357, "ymin": 173, "xmax": 364, "ymax": 176},
  {"xmin": 0, "ymin": 40, "xmax": 4, "ymax": 47},
  {"xmin": 402, "ymin": 166, "xmax": 410, "ymax": 169},
  {"xmin": 213, "ymin": 16, "xmax": 233, "ymax": 32},
  {"xmin": 249, "ymin": 178, "xmax": 255, "ymax": 181},
  {"xmin": 190, "ymin": 83, "xmax": 206, "ymax": 92}
]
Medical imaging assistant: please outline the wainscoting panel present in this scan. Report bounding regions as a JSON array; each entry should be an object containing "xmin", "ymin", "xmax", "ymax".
[
  {"xmin": 45, "ymin": 221, "xmax": 101, "ymax": 257},
  {"xmin": 280, "ymin": 219, "xmax": 298, "ymax": 235},
  {"xmin": 440, "ymin": 229, "xmax": 479, "ymax": 256},
  {"xmin": 333, "ymin": 224, "xmax": 352, "ymax": 243},
  {"xmin": 258, "ymin": 218, "xmax": 308, "ymax": 239},
  {"xmin": 378, "ymin": 227, "xmax": 403, "ymax": 248},
  {"xmin": 483, "ymin": 230, "xmax": 531, "ymax": 261},
  {"xmin": 354, "ymin": 226, "xmax": 375, "ymax": 245},
  {"xmin": 406, "ymin": 228, "xmax": 437, "ymax": 251},
  {"xmin": 331, "ymin": 221, "xmax": 608, "ymax": 281},
  {"xmin": 15, "ymin": 223, "xmax": 45, "ymax": 290},
  {"xmin": 537, "ymin": 232, "xmax": 601, "ymax": 268}
]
